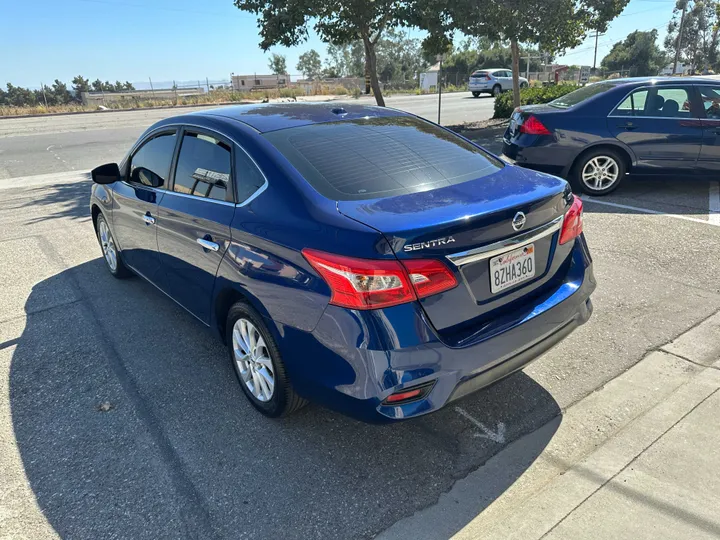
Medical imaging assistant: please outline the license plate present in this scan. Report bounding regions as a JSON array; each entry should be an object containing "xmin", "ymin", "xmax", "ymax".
[{"xmin": 490, "ymin": 244, "xmax": 535, "ymax": 293}]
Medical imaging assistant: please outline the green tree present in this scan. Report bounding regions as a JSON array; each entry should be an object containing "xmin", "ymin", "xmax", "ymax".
[
  {"xmin": 71, "ymin": 75, "xmax": 90, "ymax": 95},
  {"xmin": 296, "ymin": 49, "xmax": 323, "ymax": 79},
  {"xmin": 324, "ymin": 43, "xmax": 355, "ymax": 77},
  {"xmin": 268, "ymin": 53, "xmax": 288, "ymax": 75},
  {"xmin": 51, "ymin": 79, "xmax": 73, "ymax": 104},
  {"xmin": 601, "ymin": 30, "xmax": 667, "ymax": 76},
  {"xmin": 233, "ymin": 0, "xmax": 406, "ymax": 106},
  {"xmin": 123, "ymin": 81, "xmax": 136, "ymax": 91},
  {"xmin": 665, "ymin": 0, "xmax": 719, "ymax": 73},
  {"xmin": 91, "ymin": 79, "xmax": 104, "ymax": 92},
  {"xmin": 417, "ymin": 0, "xmax": 630, "ymax": 106}
]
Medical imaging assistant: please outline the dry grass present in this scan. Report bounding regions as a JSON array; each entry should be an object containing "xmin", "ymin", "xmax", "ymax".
[{"xmin": 0, "ymin": 86, "xmax": 350, "ymax": 118}]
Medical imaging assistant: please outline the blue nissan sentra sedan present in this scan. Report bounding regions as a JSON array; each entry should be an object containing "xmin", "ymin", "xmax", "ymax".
[{"xmin": 89, "ymin": 103, "xmax": 595, "ymax": 422}]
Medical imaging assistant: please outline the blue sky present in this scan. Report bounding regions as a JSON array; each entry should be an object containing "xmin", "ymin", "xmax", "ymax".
[{"xmin": 1, "ymin": 0, "xmax": 679, "ymax": 89}]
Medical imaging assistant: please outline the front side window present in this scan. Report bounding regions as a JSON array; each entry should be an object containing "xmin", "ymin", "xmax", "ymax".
[
  {"xmin": 699, "ymin": 85, "xmax": 720, "ymax": 119},
  {"xmin": 129, "ymin": 132, "xmax": 177, "ymax": 188},
  {"xmin": 173, "ymin": 132, "xmax": 232, "ymax": 202},
  {"xmin": 264, "ymin": 116, "xmax": 503, "ymax": 201}
]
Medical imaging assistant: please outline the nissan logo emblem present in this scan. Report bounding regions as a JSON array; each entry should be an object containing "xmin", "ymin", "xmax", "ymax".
[{"xmin": 512, "ymin": 212, "xmax": 526, "ymax": 231}]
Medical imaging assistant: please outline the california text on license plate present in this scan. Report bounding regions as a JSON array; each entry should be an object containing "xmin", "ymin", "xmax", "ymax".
[{"xmin": 490, "ymin": 244, "xmax": 535, "ymax": 293}]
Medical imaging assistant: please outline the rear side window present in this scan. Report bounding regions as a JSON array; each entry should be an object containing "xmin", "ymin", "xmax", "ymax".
[
  {"xmin": 129, "ymin": 132, "xmax": 177, "ymax": 188},
  {"xmin": 235, "ymin": 149, "xmax": 266, "ymax": 203},
  {"xmin": 612, "ymin": 86, "xmax": 692, "ymax": 118},
  {"xmin": 173, "ymin": 132, "xmax": 232, "ymax": 202},
  {"xmin": 264, "ymin": 116, "xmax": 503, "ymax": 201},
  {"xmin": 612, "ymin": 90, "xmax": 649, "ymax": 117},
  {"xmin": 549, "ymin": 82, "xmax": 617, "ymax": 109}
]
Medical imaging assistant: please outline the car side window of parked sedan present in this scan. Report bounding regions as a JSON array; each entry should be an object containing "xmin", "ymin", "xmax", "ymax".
[
  {"xmin": 699, "ymin": 85, "xmax": 720, "ymax": 119},
  {"xmin": 173, "ymin": 131, "xmax": 232, "ymax": 202},
  {"xmin": 129, "ymin": 131, "xmax": 177, "ymax": 188}
]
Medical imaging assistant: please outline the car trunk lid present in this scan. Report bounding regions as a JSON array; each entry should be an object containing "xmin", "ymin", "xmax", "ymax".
[{"xmin": 337, "ymin": 166, "xmax": 573, "ymax": 334}]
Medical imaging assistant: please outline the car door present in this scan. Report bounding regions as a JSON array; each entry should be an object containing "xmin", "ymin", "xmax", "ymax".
[
  {"xmin": 155, "ymin": 128, "xmax": 235, "ymax": 323},
  {"xmin": 608, "ymin": 85, "xmax": 703, "ymax": 174},
  {"xmin": 697, "ymin": 84, "xmax": 720, "ymax": 175},
  {"xmin": 112, "ymin": 130, "xmax": 177, "ymax": 283},
  {"xmin": 497, "ymin": 71, "xmax": 511, "ymax": 91}
]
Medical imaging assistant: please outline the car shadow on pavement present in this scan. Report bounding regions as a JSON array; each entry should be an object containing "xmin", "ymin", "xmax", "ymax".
[{"xmin": 10, "ymin": 258, "xmax": 562, "ymax": 540}]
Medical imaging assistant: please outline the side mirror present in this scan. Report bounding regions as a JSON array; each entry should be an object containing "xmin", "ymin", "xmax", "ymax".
[{"xmin": 91, "ymin": 163, "xmax": 120, "ymax": 184}]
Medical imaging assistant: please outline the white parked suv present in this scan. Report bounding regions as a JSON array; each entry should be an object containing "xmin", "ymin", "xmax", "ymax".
[{"xmin": 469, "ymin": 69, "xmax": 529, "ymax": 97}]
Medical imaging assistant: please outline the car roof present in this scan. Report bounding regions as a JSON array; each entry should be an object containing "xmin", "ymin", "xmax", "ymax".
[
  {"xmin": 187, "ymin": 103, "xmax": 410, "ymax": 133},
  {"xmin": 609, "ymin": 76, "xmax": 720, "ymax": 86}
]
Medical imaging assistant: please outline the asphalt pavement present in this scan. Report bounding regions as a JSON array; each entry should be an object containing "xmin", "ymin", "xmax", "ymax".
[{"xmin": 1, "ymin": 100, "xmax": 720, "ymax": 539}]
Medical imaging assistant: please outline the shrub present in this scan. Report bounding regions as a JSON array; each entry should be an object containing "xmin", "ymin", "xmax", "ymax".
[{"xmin": 493, "ymin": 85, "xmax": 579, "ymax": 118}]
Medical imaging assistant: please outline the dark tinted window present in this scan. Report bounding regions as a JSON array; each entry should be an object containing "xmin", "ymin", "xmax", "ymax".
[
  {"xmin": 264, "ymin": 116, "xmax": 503, "ymax": 201},
  {"xmin": 699, "ymin": 85, "xmax": 720, "ymax": 119},
  {"xmin": 549, "ymin": 82, "xmax": 618, "ymax": 109},
  {"xmin": 471, "ymin": 71, "xmax": 488, "ymax": 79},
  {"xmin": 235, "ymin": 149, "xmax": 266, "ymax": 203},
  {"xmin": 173, "ymin": 132, "xmax": 231, "ymax": 202},
  {"xmin": 129, "ymin": 132, "xmax": 176, "ymax": 188}
]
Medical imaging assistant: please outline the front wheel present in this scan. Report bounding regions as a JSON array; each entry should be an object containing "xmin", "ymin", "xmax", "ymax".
[
  {"xmin": 226, "ymin": 301, "xmax": 307, "ymax": 418},
  {"xmin": 472, "ymin": 91, "xmax": 480, "ymax": 98},
  {"xmin": 492, "ymin": 85, "xmax": 502, "ymax": 97},
  {"xmin": 520, "ymin": 81, "xmax": 529, "ymax": 89},
  {"xmin": 571, "ymin": 149, "xmax": 626, "ymax": 196},
  {"xmin": 96, "ymin": 214, "xmax": 131, "ymax": 278}
]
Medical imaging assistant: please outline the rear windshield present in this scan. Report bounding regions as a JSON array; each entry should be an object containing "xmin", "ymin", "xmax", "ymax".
[
  {"xmin": 264, "ymin": 116, "xmax": 503, "ymax": 201},
  {"xmin": 549, "ymin": 82, "xmax": 618, "ymax": 109},
  {"xmin": 471, "ymin": 72, "xmax": 489, "ymax": 78}
]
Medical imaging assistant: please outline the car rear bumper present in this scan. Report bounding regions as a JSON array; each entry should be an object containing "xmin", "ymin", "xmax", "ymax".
[
  {"xmin": 277, "ymin": 238, "xmax": 595, "ymax": 423},
  {"xmin": 503, "ymin": 137, "xmax": 576, "ymax": 177}
]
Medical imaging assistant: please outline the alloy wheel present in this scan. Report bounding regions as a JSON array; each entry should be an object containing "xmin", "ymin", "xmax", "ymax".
[
  {"xmin": 98, "ymin": 219, "xmax": 118, "ymax": 271},
  {"xmin": 232, "ymin": 318, "xmax": 275, "ymax": 402},
  {"xmin": 581, "ymin": 156, "xmax": 620, "ymax": 191}
]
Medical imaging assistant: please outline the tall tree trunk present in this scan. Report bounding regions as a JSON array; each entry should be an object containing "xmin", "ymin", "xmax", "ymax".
[
  {"xmin": 511, "ymin": 38, "xmax": 521, "ymax": 108},
  {"xmin": 362, "ymin": 33, "xmax": 385, "ymax": 107}
]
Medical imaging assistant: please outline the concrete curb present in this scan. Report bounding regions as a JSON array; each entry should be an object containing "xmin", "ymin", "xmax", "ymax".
[{"xmin": 378, "ymin": 309, "xmax": 720, "ymax": 540}]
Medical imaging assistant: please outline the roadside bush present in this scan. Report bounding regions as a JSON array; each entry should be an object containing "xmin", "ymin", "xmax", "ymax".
[{"xmin": 493, "ymin": 85, "xmax": 579, "ymax": 118}]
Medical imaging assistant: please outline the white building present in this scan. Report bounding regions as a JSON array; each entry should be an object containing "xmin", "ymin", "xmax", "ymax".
[
  {"xmin": 231, "ymin": 74, "xmax": 289, "ymax": 92},
  {"xmin": 419, "ymin": 62, "xmax": 441, "ymax": 91}
]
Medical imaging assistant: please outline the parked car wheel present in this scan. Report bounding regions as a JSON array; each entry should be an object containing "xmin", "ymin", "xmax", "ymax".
[
  {"xmin": 96, "ymin": 214, "xmax": 131, "ymax": 278},
  {"xmin": 571, "ymin": 148, "xmax": 626, "ymax": 196},
  {"xmin": 520, "ymin": 81, "xmax": 529, "ymax": 89},
  {"xmin": 226, "ymin": 301, "xmax": 307, "ymax": 418},
  {"xmin": 472, "ymin": 91, "xmax": 480, "ymax": 98},
  {"xmin": 492, "ymin": 85, "xmax": 502, "ymax": 97}
]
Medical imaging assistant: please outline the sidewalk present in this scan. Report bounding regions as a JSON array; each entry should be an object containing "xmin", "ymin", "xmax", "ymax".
[{"xmin": 379, "ymin": 313, "xmax": 720, "ymax": 540}]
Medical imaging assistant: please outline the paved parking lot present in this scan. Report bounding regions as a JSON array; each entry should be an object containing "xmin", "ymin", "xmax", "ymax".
[{"xmin": 1, "ymin": 110, "xmax": 719, "ymax": 539}]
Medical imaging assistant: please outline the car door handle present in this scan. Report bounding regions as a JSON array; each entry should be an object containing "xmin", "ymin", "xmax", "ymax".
[
  {"xmin": 197, "ymin": 237, "xmax": 219, "ymax": 252},
  {"xmin": 143, "ymin": 213, "xmax": 156, "ymax": 225},
  {"xmin": 618, "ymin": 123, "xmax": 637, "ymax": 131}
]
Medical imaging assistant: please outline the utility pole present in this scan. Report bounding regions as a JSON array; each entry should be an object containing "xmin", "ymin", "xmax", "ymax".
[
  {"xmin": 437, "ymin": 54, "xmax": 443, "ymax": 125},
  {"xmin": 149, "ymin": 77, "xmax": 155, "ymax": 95},
  {"xmin": 593, "ymin": 30, "xmax": 600, "ymax": 71},
  {"xmin": 672, "ymin": 1, "xmax": 688, "ymax": 75},
  {"xmin": 40, "ymin": 82, "xmax": 48, "ymax": 107},
  {"xmin": 526, "ymin": 53, "xmax": 531, "ymax": 79}
]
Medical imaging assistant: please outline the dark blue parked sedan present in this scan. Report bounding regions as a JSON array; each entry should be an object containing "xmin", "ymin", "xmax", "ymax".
[
  {"xmin": 502, "ymin": 77, "xmax": 720, "ymax": 195},
  {"xmin": 90, "ymin": 104, "xmax": 595, "ymax": 422}
]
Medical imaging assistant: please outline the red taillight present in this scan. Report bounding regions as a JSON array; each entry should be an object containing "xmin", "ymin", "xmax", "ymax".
[
  {"xmin": 559, "ymin": 196, "xmax": 584, "ymax": 245},
  {"xmin": 519, "ymin": 115, "xmax": 552, "ymax": 136},
  {"xmin": 402, "ymin": 259, "xmax": 457, "ymax": 299},
  {"xmin": 302, "ymin": 249, "xmax": 457, "ymax": 310}
]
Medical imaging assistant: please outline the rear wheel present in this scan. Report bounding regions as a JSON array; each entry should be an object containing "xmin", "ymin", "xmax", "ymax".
[
  {"xmin": 226, "ymin": 301, "xmax": 307, "ymax": 418},
  {"xmin": 472, "ymin": 91, "xmax": 480, "ymax": 98},
  {"xmin": 571, "ymin": 148, "xmax": 626, "ymax": 196},
  {"xmin": 492, "ymin": 85, "xmax": 502, "ymax": 97},
  {"xmin": 96, "ymin": 214, "xmax": 131, "ymax": 278}
]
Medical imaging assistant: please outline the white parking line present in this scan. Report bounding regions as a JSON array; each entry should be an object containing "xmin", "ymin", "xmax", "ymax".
[
  {"xmin": 584, "ymin": 197, "xmax": 720, "ymax": 228},
  {"xmin": 709, "ymin": 182, "xmax": 720, "ymax": 226}
]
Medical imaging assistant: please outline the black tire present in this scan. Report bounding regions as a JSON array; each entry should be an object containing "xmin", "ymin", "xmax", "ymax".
[
  {"xmin": 95, "ymin": 213, "xmax": 132, "ymax": 278},
  {"xmin": 492, "ymin": 85, "xmax": 502, "ymax": 97},
  {"xmin": 570, "ymin": 148, "xmax": 626, "ymax": 196},
  {"xmin": 472, "ymin": 91, "xmax": 480, "ymax": 98},
  {"xmin": 520, "ymin": 81, "xmax": 529, "ymax": 89},
  {"xmin": 226, "ymin": 301, "xmax": 307, "ymax": 418}
]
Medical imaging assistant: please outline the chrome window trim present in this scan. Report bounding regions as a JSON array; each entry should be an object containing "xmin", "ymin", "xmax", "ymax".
[
  {"xmin": 161, "ymin": 189, "xmax": 236, "ymax": 207},
  {"xmin": 607, "ymin": 84, "xmax": 700, "ymax": 120},
  {"xmin": 446, "ymin": 215, "xmax": 564, "ymax": 268},
  {"xmin": 127, "ymin": 122, "xmax": 269, "ymax": 207}
]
